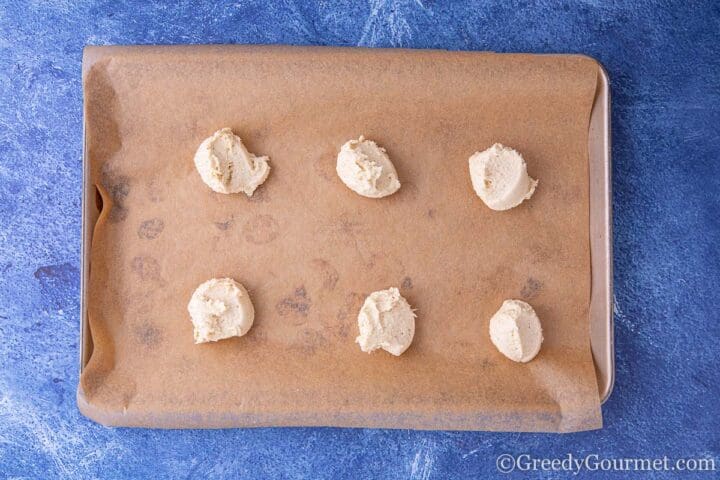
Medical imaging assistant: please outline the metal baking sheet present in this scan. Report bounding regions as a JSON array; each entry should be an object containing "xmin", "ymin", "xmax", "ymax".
[
  {"xmin": 588, "ymin": 66, "xmax": 614, "ymax": 403},
  {"xmin": 78, "ymin": 50, "xmax": 613, "ymax": 409}
]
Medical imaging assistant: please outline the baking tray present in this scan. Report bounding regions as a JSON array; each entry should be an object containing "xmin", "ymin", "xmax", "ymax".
[
  {"xmin": 78, "ymin": 49, "xmax": 614, "ymax": 413},
  {"xmin": 588, "ymin": 65, "xmax": 614, "ymax": 403}
]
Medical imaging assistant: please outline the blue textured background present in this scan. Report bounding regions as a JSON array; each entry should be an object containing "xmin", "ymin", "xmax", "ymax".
[{"xmin": 1, "ymin": 1, "xmax": 718, "ymax": 478}]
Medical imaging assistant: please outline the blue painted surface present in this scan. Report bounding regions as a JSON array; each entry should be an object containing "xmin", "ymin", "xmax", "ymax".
[{"xmin": 0, "ymin": 1, "xmax": 718, "ymax": 478}]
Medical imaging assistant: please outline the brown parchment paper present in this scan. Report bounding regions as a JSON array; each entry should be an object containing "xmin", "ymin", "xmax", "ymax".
[{"xmin": 79, "ymin": 45, "xmax": 602, "ymax": 432}]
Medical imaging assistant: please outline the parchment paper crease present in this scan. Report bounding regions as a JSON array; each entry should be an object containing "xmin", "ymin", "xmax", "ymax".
[{"xmin": 79, "ymin": 45, "xmax": 601, "ymax": 432}]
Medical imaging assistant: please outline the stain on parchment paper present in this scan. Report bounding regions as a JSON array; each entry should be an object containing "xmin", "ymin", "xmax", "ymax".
[
  {"xmin": 317, "ymin": 214, "xmax": 370, "ymax": 265},
  {"xmin": 294, "ymin": 328, "xmax": 329, "ymax": 355},
  {"xmin": 276, "ymin": 286, "xmax": 311, "ymax": 325},
  {"xmin": 548, "ymin": 183, "xmax": 581, "ymax": 203},
  {"xmin": 400, "ymin": 180, "xmax": 420, "ymax": 200},
  {"xmin": 431, "ymin": 117, "xmax": 465, "ymax": 147},
  {"xmin": 130, "ymin": 256, "xmax": 164, "ymax": 284},
  {"xmin": 479, "ymin": 264, "xmax": 513, "ymax": 294},
  {"xmin": 214, "ymin": 217, "xmax": 234, "ymax": 231},
  {"xmin": 133, "ymin": 322, "xmax": 164, "ymax": 347},
  {"xmin": 247, "ymin": 186, "xmax": 270, "ymax": 203},
  {"xmin": 145, "ymin": 177, "xmax": 165, "ymax": 203},
  {"xmin": 100, "ymin": 167, "xmax": 130, "ymax": 223},
  {"xmin": 331, "ymin": 291, "xmax": 365, "ymax": 338},
  {"xmin": 311, "ymin": 146, "xmax": 337, "ymax": 182},
  {"xmin": 320, "ymin": 214, "xmax": 363, "ymax": 237},
  {"xmin": 243, "ymin": 214, "xmax": 279, "ymax": 244},
  {"xmin": 137, "ymin": 218, "xmax": 164, "ymax": 239},
  {"xmin": 529, "ymin": 241, "xmax": 571, "ymax": 268},
  {"xmin": 244, "ymin": 325, "xmax": 268, "ymax": 345},
  {"xmin": 365, "ymin": 253, "xmax": 379, "ymax": 269},
  {"xmin": 480, "ymin": 358, "xmax": 497, "ymax": 369},
  {"xmin": 520, "ymin": 277, "xmax": 543, "ymax": 299},
  {"xmin": 401, "ymin": 276, "xmax": 413, "ymax": 289},
  {"xmin": 311, "ymin": 259, "xmax": 339, "ymax": 291},
  {"xmin": 245, "ymin": 127, "xmax": 267, "ymax": 143},
  {"xmin": 364, "ymin": 251, "xmax": 406, "ymax": 277},
  {"xmin": 426, "ymin": 208, "xmax": 436, "ymax": 219},
  {"xmin": 125, "ymin": 291, "xmax": 157, "ymax": 320}
]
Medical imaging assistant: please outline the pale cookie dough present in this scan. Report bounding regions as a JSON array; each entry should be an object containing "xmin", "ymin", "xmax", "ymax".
[
  {"xmin": 188, "ymin": 278, "xmax": 255, "ymax": 344},
  {"xmin": 489, "ymin": 299, "xmax": 543, "ymax": 363},
  {"xmin": 336, "ymin": 136, "xmax": 401, "ymax": 198},
  {"xmin": 469, "ymin": 143, "xmax": 538, "ymax": 210},
  {"xmin": 356, "ymin": 287, "xmax": 415, "ymax": 356},
  {"xmin": 194, "ymin": 128, "xmax": 270, "ymax": 196}
]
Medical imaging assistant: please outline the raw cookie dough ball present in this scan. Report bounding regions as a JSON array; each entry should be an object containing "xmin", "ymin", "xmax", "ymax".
[
  {"xmin": 489, "ymin": 299, "xmax": 543, "ymax": 363},
  {"xmin": 194, "ymin": 128, "xmax": 270, "ymax": 196},
  {"xmin": 336, "ymin": 136, "xmax": 401, "ymax": 198},
  {"xmin": 356, "ymin": 287, "xmax": 415, "ymax": 356},
  {"xmin": 469, "ymin": 143, "xmax": 538, "ymax": 210},
  {"xmin": 188, "ymin": 278, "xmax": 255, "ymax": 343}
]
